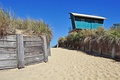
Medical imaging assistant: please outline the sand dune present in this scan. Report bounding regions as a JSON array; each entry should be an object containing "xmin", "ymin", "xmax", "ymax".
[{"xmin": 0, "ymin": 48, "xmax": 120, "ymax": 80}]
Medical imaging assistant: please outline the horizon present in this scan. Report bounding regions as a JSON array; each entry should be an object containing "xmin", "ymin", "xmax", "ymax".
[{"xmin": 0, "ymin": 0, "xmax": 120, "ymax": 47}]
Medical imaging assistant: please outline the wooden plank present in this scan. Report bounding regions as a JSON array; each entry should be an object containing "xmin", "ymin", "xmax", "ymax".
[
  {"xmin": 25, "ymin": 54, "xmax": 43, "ymax": 58},
  {"xmin": 24, "ymin": 46, "xmax": 44, "ymax": 53},
  {"xmin": 25, "ymin": 55, "xmax": 44, "ymax": 65},
  {"xmin": 0, "ymin": 59, "xmax": 17, "ymax": 61},
  {"xmin": 0, "ymin": 65, "xmax": 17, "ymax": 70},
  {"xmin": 0, "ymin": 48, "xmax": 16, "ymax": 54},
  {"xmin": 25, "ymin": 52, "xmax": 43, "ymax": 57},
  {"xmin": 0, "ymin": 60, "xmax": 17, "ymax": 66},
  {"xmin": 42, "ymin": 35, "xmax": 48, "ymax": 62},
  {"xmin": 0, "ymin": 42, "xmax": 16, "ymax": 48},
  {"xmin": 16, "ymin": 34, "xmax": 25, "ymax": 69},
  {"xmin": 23, "ymin": 36, "xmax": 42, "ymax": 42},
  {"xmin": 0, "ymin": 53, "xmax": 16, "ymax": 60},
  {"xmin": 0, "ymin": 35, "xmax": 16, "ymax": 41},
  {"xmin": 24, "ymin": 41, "xmax": 43, "ymax": 47}
]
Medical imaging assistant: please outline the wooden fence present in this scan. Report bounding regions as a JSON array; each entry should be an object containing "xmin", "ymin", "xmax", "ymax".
[
  {"xmin": 0, "ymin": 34, "xmax": 50, "ymax": 70},
  {"xmin": 58, "ymin": 41, "xmax": 120, "ymax": 59}
]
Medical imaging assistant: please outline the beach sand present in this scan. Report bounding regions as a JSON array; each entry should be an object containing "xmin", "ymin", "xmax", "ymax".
[{"xmin": 0, "ymin": 48, "xmax": 120, "ymax": 80}]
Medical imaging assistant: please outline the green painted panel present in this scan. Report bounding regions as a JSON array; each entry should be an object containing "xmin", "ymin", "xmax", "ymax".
[
  {"xmin": 75, "ymin": 21, "xmax": 103, "ymax": 29},
  {"xmin": 74, "ymin": 17, "xmax": 104, "ymax": 30},
  {"xmin": 75, "ymin": 21, "xmax": 91, "ymax": 29},
  {"xmin": 92, "ymin": 23, "xmax": 103, "ymax": 29}
]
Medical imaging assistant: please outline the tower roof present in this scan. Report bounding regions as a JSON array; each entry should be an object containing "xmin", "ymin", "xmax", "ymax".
[{"xmin": 70, "ymin": 12, "xmax": 107, "ymax": 20}]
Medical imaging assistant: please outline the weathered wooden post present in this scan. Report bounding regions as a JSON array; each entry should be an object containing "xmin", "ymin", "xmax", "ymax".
[
  {"xmin": 89, "ymin": 41, "xmax": 92, "ymax": 53},
  {"xmin": 98, "ymin": 46, "xmax": 102, "ymax": 55},
  {"xmin": 111, "ymin": 45, "xmax": 116, "ymax": 58},
  {"xmin": 48, "ymin": 43, "xmax": 51, "ymax": 56},
  {"xmin": 57, "ymin": 41, "xmax": 59, "ymax": 48},
  {"xmin": 43, "ymin": 34, "xmax": 48, "ymax": 62},
  {"xmin": 16, "ymin": 34, "xmax": 25, "ymax": 69}
]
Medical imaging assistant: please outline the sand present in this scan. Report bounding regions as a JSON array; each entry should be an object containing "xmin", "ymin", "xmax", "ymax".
[{"xmin": 0, "ymin": 48, "xmax": 120, "ymax": 80}]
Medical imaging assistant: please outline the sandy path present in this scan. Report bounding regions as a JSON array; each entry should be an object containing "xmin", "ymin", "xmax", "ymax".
[{"xmin": 0, "ymin": 48, "xmax": 120, "ymax": 80}]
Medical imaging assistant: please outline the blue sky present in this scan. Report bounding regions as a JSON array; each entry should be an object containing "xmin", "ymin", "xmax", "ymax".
[{"xmin": 0, "ymin": 0, "xmax": 120, "ymax": 47}]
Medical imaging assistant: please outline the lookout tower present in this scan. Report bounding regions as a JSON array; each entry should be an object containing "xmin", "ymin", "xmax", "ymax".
[{"xmin": 69, "ymin": 12, "xmax": 106, "ymax": 30}]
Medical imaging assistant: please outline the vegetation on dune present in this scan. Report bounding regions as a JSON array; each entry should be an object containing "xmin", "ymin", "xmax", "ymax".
[
  {"xmin": 0, "ymin": 8, "xmax": 11, "ymax": 38},
  {"xmin": 58, "ymin": 25, "xmax": 120, "ymax": 58},
  {"xmin": 0, "ymin": 7, "xmax": 53, "ymax": 42}
]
